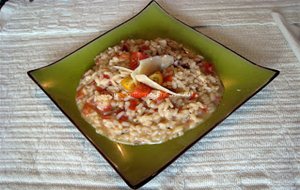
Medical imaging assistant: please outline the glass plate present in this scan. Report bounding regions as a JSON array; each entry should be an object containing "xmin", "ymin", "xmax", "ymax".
[{"xmin": 27, "ymin": 1, "xmax": 279, "ymax": 188}]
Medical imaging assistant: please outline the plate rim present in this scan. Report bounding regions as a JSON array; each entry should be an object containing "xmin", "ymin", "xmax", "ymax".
[{"xmin": 27, "ymin": 0, "xmax": 280, "ymax": 188}]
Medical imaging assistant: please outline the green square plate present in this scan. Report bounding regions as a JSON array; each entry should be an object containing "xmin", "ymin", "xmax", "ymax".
[{"xmin": 27, "ymin": 1, "xmax": 279, "ymax": 188}]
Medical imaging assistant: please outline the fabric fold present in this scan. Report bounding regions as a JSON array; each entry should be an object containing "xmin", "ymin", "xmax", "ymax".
[{"xmin": 272, "ymin": 11, "xmax": 300, "ymax": 63}]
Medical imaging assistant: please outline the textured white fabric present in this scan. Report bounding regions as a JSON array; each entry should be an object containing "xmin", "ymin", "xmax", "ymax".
[
  {"xmin": 0, "ymin": 0, "xmax": 299, "ymax": 189},
  {"xmin": 272, "ymin": 11, "xmax": 300, "ymax": 63}
]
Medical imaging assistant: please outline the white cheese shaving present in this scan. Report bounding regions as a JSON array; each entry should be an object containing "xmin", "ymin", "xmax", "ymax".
[
  {"xmin": 113, "ymin": 66, "xmax": 133, "ymax": 73},
  {"xmin": 135, "ymin": 74, "xmax": 187, "ymax": 97},
  {"xmin": 114, "ymin": 55, "xmax": 186, "ymax": 96},
  {"xmin": 131, "ymin": 55, "xmax": 174, "ymax": 84}
]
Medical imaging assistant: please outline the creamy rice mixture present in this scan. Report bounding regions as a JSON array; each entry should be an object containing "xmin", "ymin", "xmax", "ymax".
[{"xmin": 76, "ymin": 38, "xmax": 223, "ymax": 145}]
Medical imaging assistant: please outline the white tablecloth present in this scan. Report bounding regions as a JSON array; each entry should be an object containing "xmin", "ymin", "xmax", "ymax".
[{"xmin": 1, "ymin": 0, "xmax": 299, "ymax": 189}]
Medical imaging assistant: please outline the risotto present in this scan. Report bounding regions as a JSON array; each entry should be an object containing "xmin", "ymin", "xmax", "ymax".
[{"xmin": 76, "ymin": 38, "xmax": 223, "ymax": 145}]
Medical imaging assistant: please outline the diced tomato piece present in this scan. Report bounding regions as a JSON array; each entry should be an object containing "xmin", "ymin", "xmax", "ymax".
[
  {"xmin": 129, "ymin": 99, "xmax": 139, "ymax": 110},
  {"xmin": 114, "ymin": 109, "xmax": 123, "ymax": 114},
  {"xmin": 101, "ymin": 104, "xmax": 113, "ymax": 112},
  {"xmin": 202, "ymin": 61, "xmax": 214, "ymax": 75},
  {"xmin": 76, "ymin": 87, "xmax": 85, "ymax": 99},
  {"xmin": 157, "ymin": 91, "xmax": 169, "ymax": 101},
  {"xmin": 82, "ymin": 102, "xmax": 94, "ymax": 115},
  {"xmin": 189, "ymin": 92, "xmax": 199, "ymax": 100},
  {"xmin": 101, "ymin": 115, "xmax": 112, "ymax": 120},
  {"xmin": 83, "ymin": 100, "xmax": 114, "ymax": 119},
  {"xmin": 140, "ymin": 44, "xmax": 150, "ymax": 51},
  {"xmin": 95, "ymin": 86, "xmax": 111, "ymax": 95},
  {"xmin": 130, "ymin": 83, "xmax": 152, "ymax": 98},
  {"xmin": 129, "ymin": 61, "xmax": 138, "ymax": 70},
  {"xmin": 119, "ymin": 115, "xmax": 128, "ymax": 122},
  {"xmin": 163, "ymin": 75, "xmax": 173, "ymax": 82},
  {"xmin": 129, "ymin": 52, "xmax": 148, "ymax": 70},
  {"xmin": 103, "ymin": 74, "xmax": 110, "ymax": 79},
  {"xmin": 95, "ymin": 86, "xmax": 104, "ymax": 93}
]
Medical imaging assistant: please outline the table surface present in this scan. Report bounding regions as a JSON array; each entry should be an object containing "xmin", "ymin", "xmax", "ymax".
[{"xmin": 1, "ymin": 0, "xmax": 300, "ymax": 189}]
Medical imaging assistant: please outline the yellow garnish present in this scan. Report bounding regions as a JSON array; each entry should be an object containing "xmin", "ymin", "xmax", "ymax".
[
  {"xmin": 149, "ymin": 71, "xmax": 163, "ymax": 85},
  {"xmin": 120, "ymin": 76, "xmax": 136, "ymax": 92}
]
